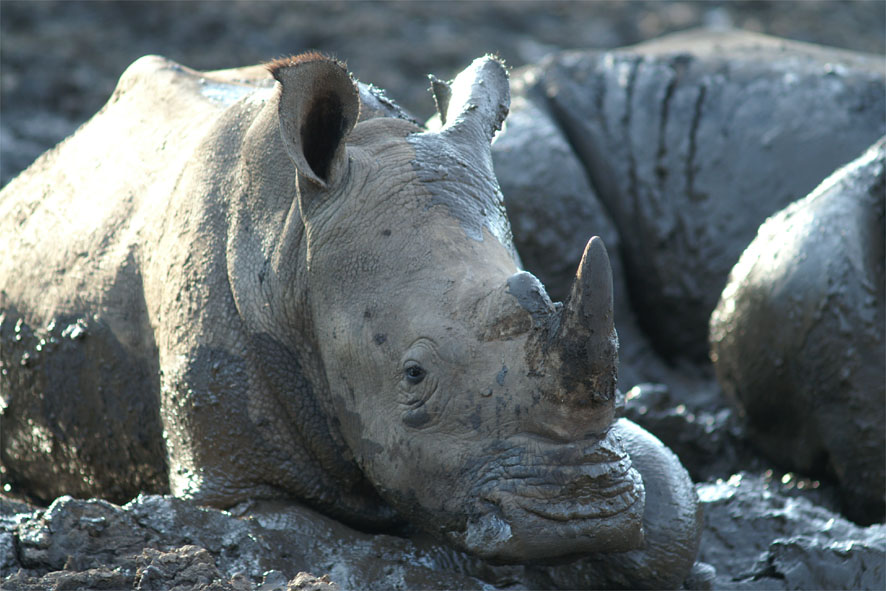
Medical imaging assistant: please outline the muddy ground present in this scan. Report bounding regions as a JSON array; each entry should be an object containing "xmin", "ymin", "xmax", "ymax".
[
  {"xmin": 2, "ymin": 0, "xmax": 885, "ymax": 186},
  {"xmin": 1, "ymin": 1, "xmax": 885, "ymax": 590}
]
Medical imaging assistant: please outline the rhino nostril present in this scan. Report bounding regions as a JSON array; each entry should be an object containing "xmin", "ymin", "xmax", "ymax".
[{"xmin": 506, "ymin": 272, "xmax": 556, "ymax": 326}]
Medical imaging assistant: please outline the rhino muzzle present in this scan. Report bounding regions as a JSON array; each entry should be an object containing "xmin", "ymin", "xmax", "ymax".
[
  {"xmin": 454, "ymin": 427, "xmax": 645, "ymax": 562},
  {"xmin": 443, "ymin": 238, "xmax": 645, "ymax": 562}
]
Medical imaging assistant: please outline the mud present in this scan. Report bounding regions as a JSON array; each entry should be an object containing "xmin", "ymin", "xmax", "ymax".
[
  {"xmin": 4, "ymin": 472, "xmax": 883, "ymax": 590},
  {"xmin": 697, "ymin": 473, "xmax": 886, "ymax": 590},
  {"xmin": 3, "ymin": 1, "xmax": 885, "ymax": 188},
  {"xmin": 0, "ymin": 494, "xmax": 489, "ymax": 591}
]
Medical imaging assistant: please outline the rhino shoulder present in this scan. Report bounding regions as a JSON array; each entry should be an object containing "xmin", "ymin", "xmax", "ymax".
[{"xmin": 111, "ymin": 54, "xmax": 274, "ymax": 112}]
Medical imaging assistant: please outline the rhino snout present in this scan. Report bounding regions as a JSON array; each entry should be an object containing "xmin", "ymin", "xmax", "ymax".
[{"xmin": 453, "ymin": 428, "xmax": 646, "ymax": 562}]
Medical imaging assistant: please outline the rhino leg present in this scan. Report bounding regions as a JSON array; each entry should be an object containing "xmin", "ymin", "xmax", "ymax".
[
  {"xmin": 0, "ymin": 305, "xmax": 168, "ymax": 504},
  {"xmin": 157, "ymin": 330, "xmax": 396, "ymax": 527}
]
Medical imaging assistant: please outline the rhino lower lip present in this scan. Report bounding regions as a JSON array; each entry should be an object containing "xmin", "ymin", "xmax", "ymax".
[
  {"xmin": 487, "ymin": 460, "xmax": 643, "ymax": 521},
  {"xmin": 482, "ymin": 429, "xmax": 643, "ymax": 521},
  {"xmin": 515, "ymin": 478, "xmax": 643, "ymax": 521}
]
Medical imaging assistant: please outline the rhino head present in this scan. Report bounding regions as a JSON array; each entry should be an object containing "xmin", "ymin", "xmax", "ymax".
[{"xmin": 268, "ymin": 54, "xmax": 644, "ymax": 562}]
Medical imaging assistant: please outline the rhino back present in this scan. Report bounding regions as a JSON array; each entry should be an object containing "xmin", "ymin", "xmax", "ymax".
[
  {"xmin": 0, "ymin": 55, "xmax": 252, "ymax": 324},
  {"xmin": 0, "ymin": 55, "xmax": 268, "ymax": 503}
]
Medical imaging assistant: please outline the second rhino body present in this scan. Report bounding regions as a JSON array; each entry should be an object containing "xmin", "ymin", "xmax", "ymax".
[{"xmin": 0, "ymin": 53, "xmax": 700, "ymax": 587}]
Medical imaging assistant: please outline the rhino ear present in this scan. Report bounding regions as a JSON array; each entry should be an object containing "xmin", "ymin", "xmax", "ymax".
[
  {"xmin": 439, "ymin": 55, "xmax": 509, "ymax": 145},
  {"xmin": 428, "ymin": 74, "xmax": 452, "ymax": 126},
  {"xmin": 269, "ymin": 53, "xmax": 360, "ymax": 189}
]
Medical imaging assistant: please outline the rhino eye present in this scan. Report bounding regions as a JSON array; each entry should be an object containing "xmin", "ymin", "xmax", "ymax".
[{"xmin": 404, "ymin": 364, "xmax": 426, "ymax": 385}]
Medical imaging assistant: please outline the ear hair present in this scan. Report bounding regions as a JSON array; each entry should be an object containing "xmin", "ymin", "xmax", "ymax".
[
  {"xmin": 266, "ymin": 51, "xmax": 333, "ymax": 77},
  {"xmin": 268, "ymin": 52, "xmax": 360, "ymax": 190}
]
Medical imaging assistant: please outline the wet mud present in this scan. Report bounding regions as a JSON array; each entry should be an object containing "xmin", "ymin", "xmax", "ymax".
[
  {"xmin": 3, "ymin": 473, "xmax": 883, "ymax": 590},
  {"xmin": 3, "ymin": 1, "xmax": 885, "ymax": 187}
]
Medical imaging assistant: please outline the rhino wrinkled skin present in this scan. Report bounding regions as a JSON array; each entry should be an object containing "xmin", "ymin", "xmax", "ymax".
[{"xmin": 0, "ymin": 53, "xmax": 700, "ymax": 586}]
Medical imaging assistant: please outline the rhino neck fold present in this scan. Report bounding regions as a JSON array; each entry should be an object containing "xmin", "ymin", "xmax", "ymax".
[{"xmin": 219, "ymin": 97, "xmax": 397, "ymax": 528}]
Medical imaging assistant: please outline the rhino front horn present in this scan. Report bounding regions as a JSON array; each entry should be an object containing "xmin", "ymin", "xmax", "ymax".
[{"xmin": 550, "ymin": 236, "xmax": 619, "ymax": 407}]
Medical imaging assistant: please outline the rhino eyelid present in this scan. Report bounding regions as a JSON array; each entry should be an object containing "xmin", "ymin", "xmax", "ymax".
[
  {"xmin": 400, "ymin": 374, "xmax": 433, "ymax": 408},
  {"xmin": 404, "ymin": 393, "xmax": 425, "ymax": 406}
]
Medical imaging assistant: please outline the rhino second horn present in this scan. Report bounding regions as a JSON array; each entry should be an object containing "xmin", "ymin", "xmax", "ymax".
[{"xmin": 552, "ymin": 236, "xmax": 618, "ymax": 406}]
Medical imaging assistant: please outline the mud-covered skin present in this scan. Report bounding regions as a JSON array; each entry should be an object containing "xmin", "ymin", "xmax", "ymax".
[
  {"xmin": 519, "ymin": 29, "xmax": 886, "ymax": 362},
  {"xmin": 540, "ymin": 419, "xmax": 702, "ymax": 590},
  {"xmin": 710, "ymin": 138, "xmax": 886, "ymax": 524},
  {"xmin": 0, "ymin": 53, "xmax": 700, "ymax": 581},
  {"xmin": 0, "ymin": 54, "xmax": 401, "ymax": 528},
  {"xmin": 0, "ymin": 310, "xmax": 167, "ymax": 503}
]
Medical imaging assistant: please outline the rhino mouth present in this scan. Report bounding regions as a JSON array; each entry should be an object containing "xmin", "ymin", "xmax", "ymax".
[
  {"xmin": 510, "ymin": 454, "xmax": 641, "ymax": 521},
  {"xmin": 460, "ymin": 428, "xmax": 645, "ymax": 561}
]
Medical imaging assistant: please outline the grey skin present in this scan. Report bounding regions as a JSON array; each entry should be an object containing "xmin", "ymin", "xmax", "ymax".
[
  {"xmin": 710, "ymin": 137, "xmax": 885, "ymax": 525},
  {"xmin": 0, "ymin": 53, "xmax": 700, "ymax": 582}
]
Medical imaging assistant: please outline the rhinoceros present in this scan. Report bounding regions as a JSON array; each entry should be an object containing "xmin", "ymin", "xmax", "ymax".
[
  {"xmin": 0, "ymin": 53, "xmax": 700, "ymax": 586},
  {"xmin": 710, "ymin": 137, "xmax": 886, "ymax": 525}
]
